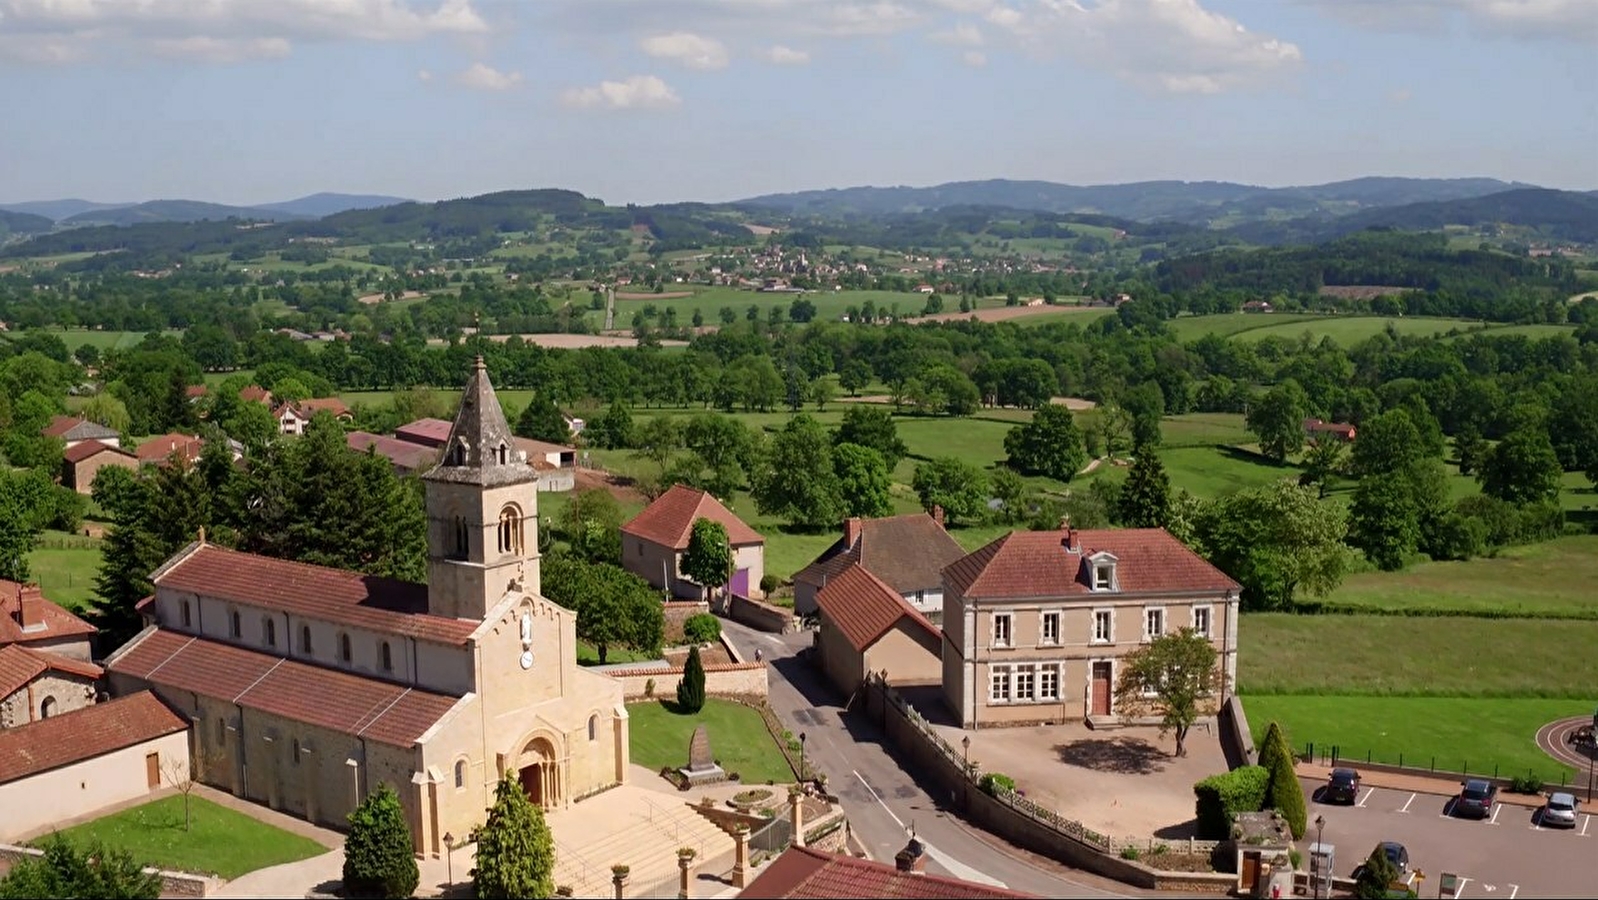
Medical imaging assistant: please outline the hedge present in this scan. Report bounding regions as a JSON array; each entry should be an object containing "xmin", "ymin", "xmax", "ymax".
[{"xmin": 1194, "ymin": 765, "xmax": 1269, "ymax": 840}]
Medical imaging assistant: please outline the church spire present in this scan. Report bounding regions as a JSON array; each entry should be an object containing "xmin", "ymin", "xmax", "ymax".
[{"xmin": 423, "ymin": 355, "xmax": 533, "ymax": 486}]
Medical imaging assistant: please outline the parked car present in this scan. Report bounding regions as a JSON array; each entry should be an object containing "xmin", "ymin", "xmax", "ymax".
[
  {"xmin": 1323, "ymin": 767, "xmax": 1361, "ymax": 804},
  {"xmin": 1454, "ymin": 779, "xmax": 1498, "ymax": 819},
  {"xmin": 1352, "ymin": 842, "xmax": 1410, "ymax": 880},
  {"xmin": 1541, "ymin": 792, "xmax": 1580, "ymax": 828}
]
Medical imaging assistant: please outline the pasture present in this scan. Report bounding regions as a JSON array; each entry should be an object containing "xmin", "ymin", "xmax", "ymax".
[
  {"xmin": 588, "ymin": 286, "xmax": 985, "ymax": 329},
  {"xmin": 27, "ymin": 531, "xmax": 103, "ymax": 612},
  {"xmin": 1165, "ymin": 312, "xmax": 1328, "ymax": 341},
  {"xmin": 1229, "ymin": 315, "xmax": 1487, "ymax": 344},
  {"xmin": 20, "ymin": 329, "xmax": 183, "ymax": 352}
]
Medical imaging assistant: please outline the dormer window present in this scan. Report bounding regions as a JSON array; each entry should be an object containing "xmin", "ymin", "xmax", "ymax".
[
  {"xmin": 1093, "ymin": 563, "xmax": 1114, "ymax": 591},
  {"xmin": 448, "ymin": 438, "xmax": 468, "ymax": 466}
]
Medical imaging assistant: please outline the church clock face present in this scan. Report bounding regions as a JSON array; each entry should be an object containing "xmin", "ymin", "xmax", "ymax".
[{"xmin": 520, "ymin": 649, "xmax": 534, "ymax": 670}]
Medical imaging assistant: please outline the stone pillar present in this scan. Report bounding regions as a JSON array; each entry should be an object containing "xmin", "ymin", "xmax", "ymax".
[
  {"xmin": 733, "ymin": 826, "xmax": 750, "ymax": 888},
  {"xmin": 611, "ymin": 865, "xmax": 630, "ymax": 900},
  {"xmin": 789, "ymin": 787, "xmax": 805, "ymax": 848},
  {"xmin": 676, "ymin": 848, "xmax": 696, "ymax": 900}
]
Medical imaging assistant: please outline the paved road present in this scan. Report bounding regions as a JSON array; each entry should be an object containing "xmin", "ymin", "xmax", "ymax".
[{"xmin": 721, "ymin": 620, "xmax": 1138, "ymax": 898}]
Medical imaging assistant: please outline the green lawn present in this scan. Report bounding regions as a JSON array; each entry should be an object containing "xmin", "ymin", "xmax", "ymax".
[
  {"xmin": 46, "ymin": 795, "xmax": 329, "ymax": 879},
  {"xmin": 627, "ymin": 698, "xmax": 793, "ymax": 784},
  {"xmin": 1316, "ymin": 536, "xmax": 1598, "ymax": 618},
  {"xmin": 577, "ymin": 641, "xmax": 656, "ymax": 666},
  {"xmin": 1167, "ymin": 313, "xmax": 1328, "ymax": 341},
  {"xmin": 1242, "ymin": 695, "xmax": 1587, "ymax": 782},
  {"xmin": 27, "ymin": 532, "xmax": 103, "ymax": 612},
  {"xmin": 1230, "ymin": 316, "xmax": 1488, "ymax": 345},
  {"xmin": 1237, "ymin": 613, "xmax": 1598, "ymax": 699}
]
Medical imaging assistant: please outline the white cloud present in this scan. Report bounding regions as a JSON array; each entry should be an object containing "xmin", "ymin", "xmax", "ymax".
[
  {"xmin": 1389, "ymin": 87, "xmax": 1412, "ymax": 104},
  {"xmin": 418, "ymin": 68, "xmax": 433, "ymax": 81},
  {"xmin": 1302, "ymin": 0, "xmax": 1598, "ymax": 42},
  {"xmin": 560, "ymin": 74, "xmax": 681, "ymax": 110},
  {"xmin": 763, "ymin": 44, "xmax": 811, "ymax": 65},
  {"xmin": 962, "ymin": 49, "xmax": 987, "ymax": 66},
  {"xmin": 0, "ymin": 0, "xmax": 486, "ymax": 64},
  {"xmin": 455, "ymin": 62, "xmax": 520, "ymax": 90},
  {"xmin": 640, "ymin": 31, "xmax": 729, "ymax": 69},
  {"xmin": 932, "ymin": 22, "xmax": 985, "ymax": 45}
]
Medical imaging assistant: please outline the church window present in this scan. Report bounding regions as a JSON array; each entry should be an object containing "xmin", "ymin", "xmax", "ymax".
[
  {"xmin": 264, "ymin": 617, "xmax": 276, "ymax": 648},
  {"xmin": 454, "ymin": 760, "xmax": 466, "ymax": 789},
  {"xmin": 588, "ymin": 715, "xmax": 598, "ymax": 742},
  {"xmin": 229, "ymin": 610, "xmax": 241, "ymax": 639},
  {"xmin": 497, "ymin": 504, "xmax": 524, "ymax": 555},
  {"xmin": 180, "ymin": 600, "xmax": 191, "ymax": 628},
  {"xmin": 339, "ymin": 633, "xmax": 352, "ymax": 663},
  {"xmin": 451, "ymin": 516, "xmax": 470, "ymax": 559},
  {"xmin": 495, "ymin": 443, "xmax": 508, "ymax": 465},
  {"xmin": 380, "ymin": 641, "xmax": 393, "ymax": 672},
  {"xmin": 301, "ymin": 625, "xmax": 313, "ymax": 654},
  {"xmin": 448, "ymin": 438, "xmax": 467, "ymax": 466},
  {"xmin": 40, "ymin": 696, "xmax": 57, "ymax": 719}
]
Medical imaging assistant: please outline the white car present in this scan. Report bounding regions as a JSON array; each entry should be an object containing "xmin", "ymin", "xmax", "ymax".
[{"xmin": 1541, "ymin": 792, "xmax": 1580, "ymax": 828}]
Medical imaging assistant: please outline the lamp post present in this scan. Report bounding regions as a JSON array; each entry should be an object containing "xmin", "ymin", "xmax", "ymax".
[
  {"xmin": 799, "ymin": 732, "xmax": 808, "ymax": 782},
  {"xmin": 443, "ymin": 832, "xmax": 456, "ymax": 886},
  {"xmin": 962, "ymin": 735, "xmax": 971, "ymax": 767},
  {"xmin": 1313, "ymin": 814, "xmax": 1325, "ymax": 900}
]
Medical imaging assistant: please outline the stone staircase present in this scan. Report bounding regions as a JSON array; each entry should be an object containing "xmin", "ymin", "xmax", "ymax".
[{"xmin": 549, "ymin": 786, "xmax": 733, "ymax": 898}]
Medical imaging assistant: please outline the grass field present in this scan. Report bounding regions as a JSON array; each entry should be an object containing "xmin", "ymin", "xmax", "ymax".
[
  {"xmin": 1242, "ymin": 695, "xmax": 1586, "ymax": 782},
  {"xmin": 583, "ymin": 286, "xmax": 1013, "ymax": 330},
  {"xmin": 46, "ymin": 795, "xmax": 328, "ymax": 879},
  {"xmin": 20, "ymin": 329, "xmax": 184, "ymax": 351},
  {"xmin": 626, "ymin": 698, "xmax": 793, "ymax": 784},
  {"xmin": 1315, "ymin": 536, "xmax": 1598, "ymax": 618},
  {"xmin": 27, "ymin": 531, "xmax": 103, "ymax": 612},
  {"xmin": 1231, "ymin": 316, "xmax": 1486, "ymax": 345},
  {"xmin": 1166, "ymin": 313, "xmax": 1328, "ymax": 341},
  {"xmin": 1237, "ymin": 613, "xmax": 1598, "ymax": 698}
]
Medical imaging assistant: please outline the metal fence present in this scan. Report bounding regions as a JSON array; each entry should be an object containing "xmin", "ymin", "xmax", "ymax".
[
  {"xmin": 749, "ymin": 815, "xmax": 792, "ymax": 854},
  {"xmin": 1304, "ymin": 741, "xmax": 1590, "ymax": 788}
]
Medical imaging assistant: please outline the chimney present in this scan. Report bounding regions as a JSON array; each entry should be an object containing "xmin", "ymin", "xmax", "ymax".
[
  {"xmin": 843, "ymin": 517, "xmax": 863, "ymax": 548},
  {"xmin": 894, "ymin": 836, "xmax": 926, "ymax": 873},
  {"xmin": 17, "ymin": 584, "xmax": 46, "ymax": 632},
  {"xmin": 1060, "ymin": 516, "xmax": 1078, "ymax": 553},
  {"xmin": 931, "ymin": 505, "xmax": 945, "ymax": 529}
]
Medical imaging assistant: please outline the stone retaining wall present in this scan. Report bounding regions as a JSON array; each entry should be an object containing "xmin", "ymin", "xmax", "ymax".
[
  {"xmin": 662, "ymin": 601, "xmax": 712, "ymax": 644},
  {"xmin": 727, "ymin": 594, "xmax": 796, "ymax": 634},
  {"xmin": 610, "ymin": 662, "xmax": 768, "ymax": 700}
]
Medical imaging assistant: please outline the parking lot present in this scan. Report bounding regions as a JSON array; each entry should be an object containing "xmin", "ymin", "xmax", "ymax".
[{"xmin": 1299, "ymin": 776, "xmax": 1598, "ymax": 898}]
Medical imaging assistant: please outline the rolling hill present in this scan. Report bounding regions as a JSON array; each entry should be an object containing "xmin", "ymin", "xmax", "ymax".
[
  {"xmin": 59, "ymin": 200, "xmax": 306, "ymax": 227},
  {"xmin": 256, "ymin": 192, "xmax": 412, "ymax": 218},
  {"xmin": 0, "ymin": 209, "xmax": 55, "ymax": 240},
  {"xmin": 1227, "ymin": 189, "xmax": 1598, "ymax": 245},
  {"xmin": 0, "ymin": 199, "xmax": 133, "ymax": 221}
]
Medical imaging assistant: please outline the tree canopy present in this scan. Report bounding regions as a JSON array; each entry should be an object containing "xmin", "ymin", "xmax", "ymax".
[
  {"xmin": 1111, "ymin": 628, "xmax": 1224, "ymax": 758},
  {"xmin": 472, "ymin": 777, "xmax": 556, "ymax": 900}
]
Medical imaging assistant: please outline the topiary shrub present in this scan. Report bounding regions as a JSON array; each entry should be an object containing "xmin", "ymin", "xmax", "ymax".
[
  {"xmin": 473, "ymin": 777, "xmax": 556, "ymax": 899},
  {"xmin": 676, "ymin": 645, "xmax": 706, "ymax": 713},
  {"xmin": 978, "ymin": 773, "xmax": 1016, "ymax": 796},
  {"xmin": 759, "ymin": 574, "xmax": 780, "ymax": 594},
  {"xmin": 343, "ymin": 782, "xmax": 420, "ymax": 899},
  {"xmin": 1193, "ymin": 765, "xmax": 1269, "ymax": 840},
  {"xmin": 1258, "ymin": 722, "xmax": 1307, "ymax": 839},
  {"xmin": 683, "ymin": 613, "xmax": 721, "ymax": 645}
]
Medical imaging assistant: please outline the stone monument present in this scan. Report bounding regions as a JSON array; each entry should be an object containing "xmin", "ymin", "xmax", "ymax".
[{"xmin": 679, "ymin": 724, "xmax": 725, "ymax": 786}]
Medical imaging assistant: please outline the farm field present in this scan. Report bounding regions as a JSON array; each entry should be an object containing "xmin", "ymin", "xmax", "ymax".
[
  {"xmin": 1166, "ymin": 313, "xmax": 1328, "ymax": 341},
  {"xmin": 17, "ymin": 329, "xmax": 184, "ymax": 351},
  {"xmin": 1241, "ymin": 695, "xmax": 1586, "ymax": 782},
  {"xmin": 587, "ymin": 286, "xmax": 970, "ymax": 328}
]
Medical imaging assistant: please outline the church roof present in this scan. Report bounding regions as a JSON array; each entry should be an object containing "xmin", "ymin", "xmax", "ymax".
[{"xmin": 422, "ymin": 357, "xmax": 538, "ymax": 487}]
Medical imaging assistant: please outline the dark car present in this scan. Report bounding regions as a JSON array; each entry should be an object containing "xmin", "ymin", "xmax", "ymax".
[
  {"xmin": 1454, "ymin": 779, "xmax": 1498, "ymax": 819},
  {"xmin": 1323, "ymin": 767, "xmax": 1361, "ymax": 804},
  {"xmin": 1352, "ymin": 842, "xmax": 1410, "ymax": 881}
]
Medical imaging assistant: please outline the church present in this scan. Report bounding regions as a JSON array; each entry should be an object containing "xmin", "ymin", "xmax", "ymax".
[{"xmin": 106, "ymin": 357, "xmax": 628, "ymax": 856}]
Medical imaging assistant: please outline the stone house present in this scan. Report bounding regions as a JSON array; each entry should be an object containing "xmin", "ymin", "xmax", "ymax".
[
  {"xmin": 1, "ymin": 581, "xmax": 95, "ymax": 662},
  {"xmin": 61, "ymin": 439, "xmax": 138, "ymax": 494},
  {"xmin": 793, "ymin": 509, "xmax": 964, "ymax": 623},
  {"xmin": 0, "ymin": 691, "xmax": 190, "ymax": 840},
  {"xmin": 941, "ymin": 527, "xmax": 1240, "ymax": 729},
  {"xmin": 0, "ymin": 644, "xmax": 101, "ymax": 728},
  {"xmin": 105, "ymin": 357, "xmax": 628, "ymax": 857},
  {"xmin": 621, "ymin": 485, "xmax": 765, "ymax": 599},
  {"xmin": 813, "ymin": 564, "xmax": 942, "ymax": 698},
  {"xmin": 41, "ymin": 415, "xmax": 120, "ymax": 450}
]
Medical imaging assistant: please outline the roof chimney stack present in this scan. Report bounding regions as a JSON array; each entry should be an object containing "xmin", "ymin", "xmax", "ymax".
[
  {"xmin": 895, "ymin": 836, "xmax": 926, "ymax": 873},
  {"xmin": 843, "ymin": 517, "xmax": 863, "ymax": 548},
  {"xmin": 17, "ymin": 584, "xmax": 46, "ymax": 632},
  {"xmin": 932, "ymin": 505, "xmax": 945, "ymax": 529},
  {"xmin": 1061, "ymin": 516, "xmax": 1078, "ymax": 552}
]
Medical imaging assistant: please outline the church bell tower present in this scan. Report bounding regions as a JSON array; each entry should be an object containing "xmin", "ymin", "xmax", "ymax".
[{"xmin": 421, "ymin": 356, "xmax": 541, "ymax": 621}]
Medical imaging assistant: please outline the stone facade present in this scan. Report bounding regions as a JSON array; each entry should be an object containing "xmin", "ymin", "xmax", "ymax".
[
  {"xmin": 818, "ymin": 618, "xmax": 941, "ymax": 698},
  {"xmin": 0, "ymin": 671, "xmax": 98, "ymax": 728}
]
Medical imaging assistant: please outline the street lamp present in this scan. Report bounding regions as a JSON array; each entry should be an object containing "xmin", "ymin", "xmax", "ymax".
[
  {"xmin": 799, "ymin": 732, "xmax": 808, "ymax": 782},
  {"xmin": 443, "ymin": 832, "xmax": 456, "ymax": 886},
  {"xmin": 962, "ymin": 735, "xmax": 971, "ymax": 766},
  {"xmin": 1313, "ymin": 815, "xmax": 1326, "ymax": 900}
]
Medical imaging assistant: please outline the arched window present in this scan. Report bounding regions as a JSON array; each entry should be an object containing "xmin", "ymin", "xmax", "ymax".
[
  {"xmin": 451, "ymin": 516, "xmax": 470, "ymax": 559},
  {"xmin": 448, "ymin": 438, "xmax": 468, "ymax": 466},
  {"xmin": 588, "ymin": 714, "xmax": 598, "ymax": 742},
  {"xmin": 495, "ymin": 443, "xmax": 508, "ymax": 465},
  {"xmin": 339, "ymin": 633, "xmax": 352, "ymax": 663},
  {"xmin": 380, "ymin": 641, "xmax": 393, "ymax": 672},
  {"xmin": 454, "ymin": 760, "xmax": 466, "ymax": 789},
  {"xmin": 264, "ymin": 617, "xmax": 277, "ymax": 648},
  {"xmin": 229, "ymin": 610, "xmax": 241, "ymax": 639},
  {"xmin": 180, "ymin": 600, "xmax": 192, "ymax": 628},
  {"xmin": 497, "ymin": 504, "xmax": 523, "ymax": 555},
  {"xmin": 301, "ymin": 625, "xmax": 313, "ymax": 654},
  {"xmin": 39, "ymin": 696, "xmax": 57, "ymax": 719}
]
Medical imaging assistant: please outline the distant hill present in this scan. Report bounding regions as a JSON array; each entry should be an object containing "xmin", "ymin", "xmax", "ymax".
[
  {"xmin": 1228, "ymin": 188, "xmax": 1598, "ymax": 245},
  {"xmin": 0, "ymin": 209, "xmax": 54, "ymax": 240},
  {"xmin": 256, "ymin": 192, "xmax": 411, "ymax": 218},
  {"xmin": 59, "ymin": 200, "xmax": 306, "ymax": 227},
  {"xmin": 0, "ymin": 199, "xmax": 133, "ymax": 222},
  {"xmin": 738, "ymin": 177, "xmax": 1537, "ymax": 224}
]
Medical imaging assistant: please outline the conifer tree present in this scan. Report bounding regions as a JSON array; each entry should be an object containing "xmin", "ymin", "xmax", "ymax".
[
  {"xmin": 1117, "ymin": 446, "xmax": 1172, "ymax": 528},
  {"xmin": 515, "ymin": 394, "xmax": 571, "ymax": 445},
  {"xmin": 1259, "ymin": 721, "xmax": 1307, "ymax": 839},
  {"xmin": 472, "ymin": 777, "xmax": 555, "ymax": 900},
  {"xmin": 677, "ymin": 644, "xmax": 706, "ymax": 713},
  {"xmin": 342, "ymin": 783, "xmax": 419, "ymax": 899}
]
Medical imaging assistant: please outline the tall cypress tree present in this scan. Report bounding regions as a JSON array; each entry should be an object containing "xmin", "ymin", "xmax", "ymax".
[
  {"xmin": 677, "ymin": 645, "xmax": 706, "ymax": 713},
  {"xmin": 1118, "ymin": 447, "xmax": 1172, "ymax": 529},
  {"xmin": 1259, "ymin": 721, "xmax": 1307, "ymax": 839},
  {"xmin": 342, "ymin": 783, "xmax": 418, "ymax": 899}
]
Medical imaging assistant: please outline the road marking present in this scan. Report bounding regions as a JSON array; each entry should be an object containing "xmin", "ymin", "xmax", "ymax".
[
  {"xmin": 1583, "ymin": 815, "xmax": 1592, "ymax": 837},
  {"xmin": 853, "ymin": 769, "xmax": 905, "ymax": 829},
  {"xmin": 850, "ymin": 769, "xmax": 1008, "ymax": 889},
  {"xmin": 1399, "ymin": 792, "xmax": 1416, "ymax": 813},
  {"xmin": 1357, "ymin": 788, "xmax": 1373, "ymax": 808},
  {"xmin": 1457, "ymin": 876, "xmax": 1473, "ymax": 896},
  {"xmin": 1509, "ymin": 885, "xmax": 1519, "ymax": 899},
  {"xmin": 1489, "ymin": 804, "xmax": 1502, "ymax": 825}
]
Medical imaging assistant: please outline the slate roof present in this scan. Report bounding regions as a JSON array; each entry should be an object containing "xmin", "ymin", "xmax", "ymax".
[
  {"xmin": 152, "ymin": 543, "xmax": 478, "ymax": 644},
  {"xmin": 0, "ymin": 581, "xmax": 96, "ymax": 647},
  {"xmin": 621, "ymin": 484, "xmax": 764, "ymax": 550},
  {"xmin": 107, "ymin": 628, "xmax": 462, "ymax": 748},
  {"xmin": 795, "ymin": 513, "xmax": 965, "ymax": 595},
  {"xmin": 0, "ymin": 644, "xmax": 103, "ymax": 699},
  {"xmin": 420, "ymin": 358, "xmax": 539, "ymax": 487},
  {"xmin": 943, "ymin": 528, "xmax": 1240, "ymax": 600},
  {"xmin": 63, "ymin": 439, "xmax": 133, "ymax": 464},
  {"xmin": 41, "ymin": 415, "xmax": 118, "ymax": 443},
  {"xmin": 0, "ymin": 691, "xmax": 188, "ymax": 785},
  {"xmin": 814, "ymin": 564, "xmax": 938, "ymax": 653},
  {"xmin": 738, "ymin": 846, "xmax": 1036, "ymax": 899}
]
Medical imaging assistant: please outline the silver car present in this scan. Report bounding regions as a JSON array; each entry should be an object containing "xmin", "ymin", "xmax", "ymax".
[{"xmin": 1541, "ymin": 792, "xmax": 1580, "ymax": 828}]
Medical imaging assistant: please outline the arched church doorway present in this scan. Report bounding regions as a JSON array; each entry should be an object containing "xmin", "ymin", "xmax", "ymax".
[{"xmin": 517, "ymin": 737, "xmax": 561, "ymax": 809}]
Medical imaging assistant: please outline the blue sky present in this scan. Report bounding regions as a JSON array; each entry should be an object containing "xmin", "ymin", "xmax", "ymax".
[{"xmin": 0, "ymin": 0, "xmax": 1593, "ymax": 206}]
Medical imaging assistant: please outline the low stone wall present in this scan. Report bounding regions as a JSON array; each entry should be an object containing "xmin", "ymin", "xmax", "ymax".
[
  {"xmin": 0, "ymin": 843, "xmax": 217, "ymax": 896},
  {"xmin": 1220, "ymin": 695, "xmax": 1256, "ymax": 770},
  {"xmin": 662, "ymin": 601, "xmax": 711, "ymax": 644},
  {"xmin": 611, "ymin": 662, "xmax": 768, "ymax": 700},
  {"xmin": 727, "ymin": 593, "xmax": 796, "ymax": 634}
]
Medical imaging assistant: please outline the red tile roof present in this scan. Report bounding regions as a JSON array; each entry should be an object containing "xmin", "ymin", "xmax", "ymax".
[
  {"xmin": 107, "ymin": 629, "xmax": 462, "ymax": 748},
  {"xmin": 0, "ymin": 581, "xmax": 96, "ymax": 647},
  {"xmin": 239, "ymin": 385, "xmax": 273, "ymax": 404},
  {"xmin": 136, "ymin": 433, "xmax": 203, "ymax": 464},
  {"xmin": 394, "ymin": 417, "xmax": 454, "ymax": 448},
  {"xmin": 63, "ymin": 439, "xmax": 133, "ymax": 464},
  {"xmin": 514, "ymin": 437, "xmax": 574, "ymax": 460},
  {"xmin": 944, "ymin": 528, "xmax": 1240, "ymax": 600},
  {"xmin": 0, "ymin": 644, "xmax": 103, "ymax": 699},
  {"xmin": 185, "ymin": 384, "xmax": 209, "ymax": 398},
  {"xmin": 348, "ymin": 431, "xmax": 440, "ymax": 472},
  {"xmin": 815, "ymin": 564, "xmax": 938, "ymax": 653},
  {"xmin": 0, "ymin": 691, "xmax": 188, "ymax": 785},
  {"xmin": 738, "ymin": 846, "xmax": 1036, "ymax": 899},
  {"xmin": 621, "ymin": 484, "xmax": 764, "ymax": 549},
  {"xmin": 153, "ymin": 543, "xmax": 477, "ymax": 644},
  {"xmin": 294, "ymin": 397, "xmax": 352, "ymax": 418}
]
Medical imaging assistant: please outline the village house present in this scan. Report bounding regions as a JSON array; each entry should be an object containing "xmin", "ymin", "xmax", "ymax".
[
  {"xmin": 812, "ymin": 564, "xmax": 942, "ymax": 699},
  {"xmin": 792, "ymin": 509, "xmax": 964, "ymax": 623},
  {"xmin": 941, "ymin": 527, "xmax": 1241, "ymax": 729},
  {"xmin": 240, "ymin": 384, "xmax": 274, "ymax": 406},
  {"xmin": 1303, "ymin": 418, "xmax": 1357, "ymax": 442},
  {"xmin": 621, "ymin": 485, "xmax": 766, "ymax": 599},
  {"xmin": 61, "ymin": 439, "xmax": 138, "ymax": 494},
  {"xmin": 274, "ymin": 397, "xmax": 354, "ymax": 435},
  {"xmin": 347, "ymin": 431, "xmax": 441, "ymax": 476},
  {"xmin": 41, "ymin": 415, "xmax": 120, "ymax": 450},
  {"xmin": 0, "ymin": 582, "xmax": 100, "ymax": 727},
  {"xmin": 105, "ymin": 357, "xmax": 628, "ymax": 857}
]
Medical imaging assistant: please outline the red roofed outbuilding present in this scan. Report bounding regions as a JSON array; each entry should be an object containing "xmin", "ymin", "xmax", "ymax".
[
  {"xmin": 739, "ymin": 841, "xmax": 1038, "ymax": 899},
  {"xmin": 621, "ymin": 484, "xmax": 766, "ymax": 599},
  {"xmin": 813, "ymin": 563, "xmax": 942, "ymax": 697},
  {"xmin": 61, "ymin": 439, "xmax": 137, "ymax": 494}
]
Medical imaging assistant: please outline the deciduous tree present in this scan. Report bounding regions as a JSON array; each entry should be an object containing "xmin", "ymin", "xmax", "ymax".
[
  {"xmin": 1245, "ymin": 381, "xmax": 1307, "ymax": 463},
  {"xmin": 832, "ymin": 442, "xmax": 893, "ymax": 518},
  {"xmin": 1112, "ymin": 628, "xmax": 1224, "ymax": 758},
  {"xmin": 911, "ymin": 457, "xmax": 988, "ymax": 525},
  {"xmin": 1003, "ymin": 405, "xmax": 1088, "ymax": 482},
  {"xmin": 681, "ymin": 518, "xmax": 734, "ymax": 598},
  {"xmin": 833, "ymin": 405, "xmax": 907, "ymax": 469},
  {"xmin": 472, "ymin": 777, "xmax": 556, "ymax": 900},
  {"xmin": 1117, "ymin": 448, "xmax": 1172, "ymax": 529},
  {"xmin": 0, "ymin": 835, "xmax": 160, "ymax": 900},
  {"xmin": 1479, "ymin": 425, "xmax": 1562, "ymax": 505},
  {"xmin": 1198, "ymin": 480, "xmax": 1348, "ymax": 611},
  {"xmin": 753, "ymin": 414, "xmax": 843, "ymax": 528},
  {"xmin": 542, "ymin": 556, "xmax": 664, "ymax": 664}
]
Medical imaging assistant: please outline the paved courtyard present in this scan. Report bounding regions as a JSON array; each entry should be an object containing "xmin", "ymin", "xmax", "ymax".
[{"xmin": 929, "ymin": 718, "xmax": 1227, "ymax": 841}]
